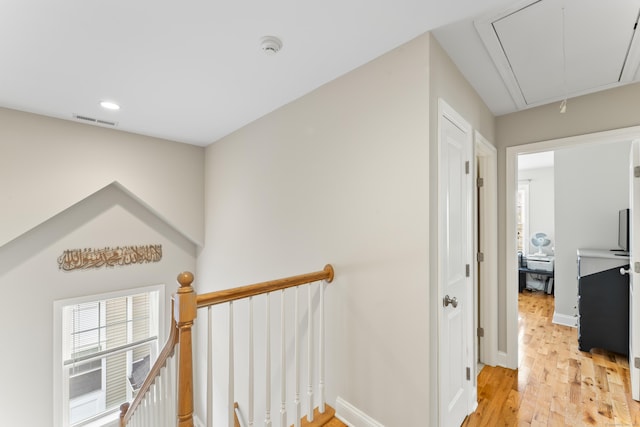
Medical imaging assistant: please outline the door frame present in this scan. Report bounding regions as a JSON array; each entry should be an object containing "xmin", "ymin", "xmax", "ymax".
[
  {"xmin": 474, "ymin": 132, "xmax": 499, "ymax": 367},
  {"xmin": 436, "ymin": 99, "xmax": 475, "ymax": 424},
  {"xmin": 503, "ymin": 125, "xmax": 640, "ymax": 369},
  {"xmin": 630, "ymin": 140, "xmax": 640, "ymax": 400}
]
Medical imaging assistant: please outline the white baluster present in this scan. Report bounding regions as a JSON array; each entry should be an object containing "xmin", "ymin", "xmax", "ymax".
[
  {"xmin": 142, "ymin": 393, "xmax": 149, "ymax": 427},
  {"xmin": 148, "ymin": 391, "xmax": 153, "ymax": 427},
  {"xmin": 307, "ymin": 284, "xmax": 314, "ymax": 422},
  {"xmin": 138, "ymin": 395, "xmax": 144, "ymax": 427},
  {"xmin": 158, "ymin": 365, "xmax": 166, "ymax": 427},
  {"xmin": 207, "ymin": 306, "xmax": 213, "ymax": 427},
  {"xmin": 158, "ymin": 382, "xmax": 163, "ymax": 426},
  {"xmin": 249, "ymin": 296, "xmax": 255, "ymax": 427},
  {"xmin": 280, "ymin": 290, "xmax": 287, "ymax": 427},
  {"xmin": 170, "ymin": 346, "xmax": 178, "ymax": 424},
  {"xmin": 265, "ymin": 293, "xmax": 272, "ymax": 427},
  {"xmin": 166, "ymin": 363, "xmax": 171, "ymax": 427},
  {"xmin": 319, "ymin": 281, "xmax": 326, "ymax": 413},
  {"xmin": 294, "ymin": 286, "xmax": 301, "ymax": 427},
  {"xmin": 152, "ymin": 383, "xmax": 159, "ymax": 427},
  {"xmin": 148, "ymin": 384, "xmax": 154, "ymax": 427},
  {"xmin": 162, "ymin": 364, "xmax": 169, "ymax": 426},
  {"xmin": 229, "ymin": 301, "xmax": 235, "ymax": 427}
]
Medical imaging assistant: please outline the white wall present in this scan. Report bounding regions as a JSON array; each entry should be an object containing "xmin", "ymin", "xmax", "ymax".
[
  {"xmin": 191, "ymin": 31, "xmax": 496, "ymax": 427},
  {"xmin": 554, "ymin": 141, "xmax": 630, "ymax": 322},
  {"xmin": 518, "ymin": 166, "xmax": 555, "ymax": 255},
  {"xmin": 0, "ymin": 107, "xmax": 205, "ymax": 247},
  {"xmin": 197, "ymin": 34, "xmax": 431, "ymax": 427},
  {"xmin": 0, "ymin": 184, "xmax": 197, "ymax": 427}
]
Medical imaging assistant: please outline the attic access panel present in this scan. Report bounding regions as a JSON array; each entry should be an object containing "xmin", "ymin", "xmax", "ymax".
[{"xmin": 477, "ymin": 0, "xmax": 640, "ymax": 109}]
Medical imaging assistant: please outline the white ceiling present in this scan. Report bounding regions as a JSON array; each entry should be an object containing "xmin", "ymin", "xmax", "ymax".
[
  {"xmin": 0, "ymin": 0, "xmax": 516, "ymax": 147},
  {"xmin": 434, "ymin": 0, "xmax": 640, "ymax": 116},
  {"xmin": 6, "ymin": 1, "xmax": 636, "ymax": 147},
  {"xmin": 518, "ymin": 151, "xmax": 554, "ymax": 170}
]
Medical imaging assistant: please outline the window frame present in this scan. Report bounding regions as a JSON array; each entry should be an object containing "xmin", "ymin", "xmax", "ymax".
[{"xmin": 53, "ymin": 284, "xmax": 165, "ymax": 427}]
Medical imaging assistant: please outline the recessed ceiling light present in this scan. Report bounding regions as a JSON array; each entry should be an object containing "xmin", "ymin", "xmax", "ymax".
[{"xmin": 100, "ymin": 101, "xmax": 120, "ymax": 110}]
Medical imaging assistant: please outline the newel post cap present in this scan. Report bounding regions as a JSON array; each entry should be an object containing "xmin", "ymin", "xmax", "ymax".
[
  {"xmin": 177, "ymin": 271, "xmax": 194, "ymax": 290},
  {"xmin": 174, "ymin": 271, "xmax": 197, "ymax": 325}
]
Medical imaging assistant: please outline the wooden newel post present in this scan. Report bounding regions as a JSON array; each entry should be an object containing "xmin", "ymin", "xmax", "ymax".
[{"xmin": 175, "ymin": 271, "xmax": 197, "ymax": 427}]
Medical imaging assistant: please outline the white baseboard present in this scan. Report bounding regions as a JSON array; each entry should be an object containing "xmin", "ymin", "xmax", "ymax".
[
  {"xmin": 552, "ymin": 311, "xmax": 578, "ymax": 328},
  {"xmin": 496, "ymin": 351, "xmax": 508, "ymax": 368},
  {"xmin": 335, "ymin": 396, "xmax": 384, "ymax": 427}
]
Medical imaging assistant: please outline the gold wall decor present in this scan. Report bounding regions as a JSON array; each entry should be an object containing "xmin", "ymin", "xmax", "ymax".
[{"xmin": 58, "ymin": 244, "xmax": 162, "ymax": 271}]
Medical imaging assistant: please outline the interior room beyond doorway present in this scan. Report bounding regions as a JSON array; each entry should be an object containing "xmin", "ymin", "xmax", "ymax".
[
  {"xmin": 517, "ymin": 151, "xmax": 555, "ymax": 294},
  {"xmin": 505, "ymin": 128, "xmax": 638, "ymax": 371}
]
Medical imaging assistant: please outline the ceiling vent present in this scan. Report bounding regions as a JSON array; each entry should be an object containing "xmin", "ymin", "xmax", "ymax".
[{"xmin": 73, "ymin": 114, "xmax": 117, "ymax": 127}]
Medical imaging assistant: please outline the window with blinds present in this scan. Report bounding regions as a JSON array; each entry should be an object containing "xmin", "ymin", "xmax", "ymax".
[
  {"xmin": 59, "ymin": 288, "xmax": 160, "ymax": 426},
  {"xmin": 517, "ymin": 182, "xmax": 530, "ymax": 254}
]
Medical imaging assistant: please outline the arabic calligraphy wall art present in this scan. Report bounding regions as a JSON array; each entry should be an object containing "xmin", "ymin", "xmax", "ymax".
[{"xmin": 58, "ymin": 244, "xmax": 163, "ymax": 271}]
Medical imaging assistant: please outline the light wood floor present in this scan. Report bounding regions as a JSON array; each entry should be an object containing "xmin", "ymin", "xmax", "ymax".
[
  {"xmin": 462, "ymin": 290, "xmax": 640, "ymax": 426},
  {"xmin": 298, "ymin": 405, "xmax": 347, "ymax": 427}
]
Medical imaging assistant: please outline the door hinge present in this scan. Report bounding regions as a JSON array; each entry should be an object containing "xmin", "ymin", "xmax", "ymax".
[
  {"xmin": 477, "ymin": 177, "xmax": 484, "ymax": 188},
  {"xmin": 466, "ymin": 264, "xmax": 470, "ymax": 277},
  {"xmin": 466, "ymin": 367, "xmax": 471, "ymax": 381},
  {"xmin": 635, "ymin": 357, "xmax": 640, "ymax": 369},
  {"xmin": 465, "ymin": 161, "xmax": 470, "ymax": 175},
  {"xmin": 635, "ymin": 166, "xmax": 640, "ymax": 178},
  {"xmin": 635, "ymin": 262, "xmax": 640, "ymax": 274},
  {"xmin": 477, "ymin": 327, "xmax": 484, "ymax": 338},
  {"xmin": 477, "ymin": 252, "xmax": 485, "ymax": 262}
]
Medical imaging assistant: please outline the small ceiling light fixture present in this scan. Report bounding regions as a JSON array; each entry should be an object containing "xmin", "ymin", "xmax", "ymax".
[
  {"xmin": 100, "ymin": 100, "xmax": 120, "ymax": 111},
  {"xmin": 559, "ymin": 7, "xmax": 567, "ymax": 114},
  {"xmin": 260, "ymin": 36, "xmax": 282, "ymax": 56},
  {"xmin": 559, "ymin": 99, "xmax": 567, "ymax": 114}
]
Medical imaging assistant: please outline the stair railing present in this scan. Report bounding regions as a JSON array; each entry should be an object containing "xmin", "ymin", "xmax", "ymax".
[{"xmin": 119, "ymin": 264, "xmax": 335, "ymax": 427}]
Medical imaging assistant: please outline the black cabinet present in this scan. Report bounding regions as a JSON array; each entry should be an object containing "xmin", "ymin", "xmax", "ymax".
[{"xmin": 577, "ymin": 249, "xmax": 630, "ymax": 355}]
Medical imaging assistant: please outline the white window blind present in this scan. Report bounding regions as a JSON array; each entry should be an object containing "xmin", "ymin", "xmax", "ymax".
[{"xmin": 58, "ymin": 288, "xmax": 161, "ymax": 427}]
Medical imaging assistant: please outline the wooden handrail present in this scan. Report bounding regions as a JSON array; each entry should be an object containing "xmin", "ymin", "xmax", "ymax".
[
  {"xmin": 196, "ymin": 264, "xmax": 334, "ymax": 308},
  {"xmin": 119, "ymin": 265, "xmax": 334, "ymax": 427},
  {"xmin": 120, "ymin": 271, "xmax": 196, "ymax": 427},
  {"xmin": 119, "ymin": 299, "xmax": 179, "ymax": 426}
]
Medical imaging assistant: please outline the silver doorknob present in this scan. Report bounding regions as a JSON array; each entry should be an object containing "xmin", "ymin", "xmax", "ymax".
[
  {"xmin": 620, "ymin": 267, "xmax": 631, "ymax": 275},
  {"xmin": 443, "ymin": 295, "xmax": 458, "ymax": 308}
]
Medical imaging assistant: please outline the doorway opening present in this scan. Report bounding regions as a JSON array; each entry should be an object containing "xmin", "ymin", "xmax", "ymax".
[
  {"xmin": 504, "ymin": 126, "xmax": 640, "ymax": 370},
  {"xmin": 474, "ymin": 132, "xmax": 498, "ymax": 369}
]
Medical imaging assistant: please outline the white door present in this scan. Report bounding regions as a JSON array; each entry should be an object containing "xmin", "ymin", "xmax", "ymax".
[
  {"xmin": 630, "ymin": 139, "xmax": 640, "ymax": 400},
  {"xmin": 438, "ymin": 101, "xmax": 473, "ymax": 426}
]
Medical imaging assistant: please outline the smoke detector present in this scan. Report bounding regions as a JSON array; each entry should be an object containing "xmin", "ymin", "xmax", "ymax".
[{"xmin": 260, "ymin": 36, "xmax": 282, "ymax": 55}]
